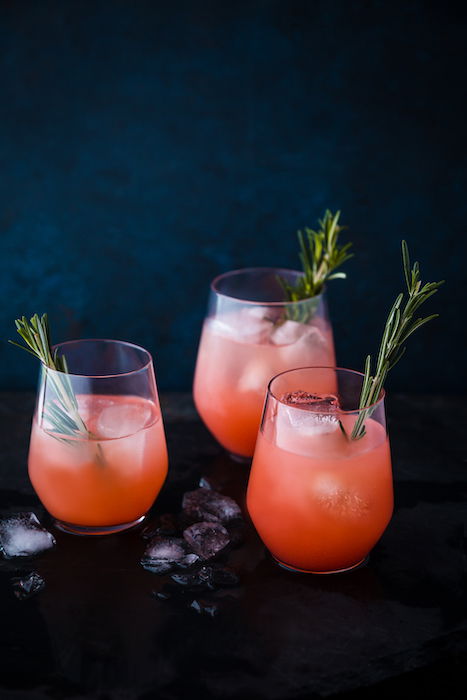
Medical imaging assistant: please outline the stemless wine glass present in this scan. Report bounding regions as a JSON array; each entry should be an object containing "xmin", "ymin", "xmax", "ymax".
[
  {"xmin": 193, "ymin": 268, "xmax": 335, "ymax": 461},
  {"xmin": 28, "ymin": 339, "xmax": 168, "ymax": 535},
  {"xmin": 247, "ymin": 367, "xmax": 393, "ymax": 574}
]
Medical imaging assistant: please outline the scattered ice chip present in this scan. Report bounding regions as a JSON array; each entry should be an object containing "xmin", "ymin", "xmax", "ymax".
[
  {"xmin": 199, "ymin": 476, "xmax": 216, "ymax": 490},
  {"xmin": 190, "ymin": 599, "xmax": 220, "ymax": 617},
  {"xmin": 153, "ymin": 583, "xmax": 179, "ymax": 600},
  {"xmin": 143, "ymin": 536, "xmax": 186, "ymax": 561},
  {"xmin": 171, "ymin": 564, "xmax": 239, "ymax": 591},
  {"xmin": 171, "ymin": 565, "xmax": 214, "ymax": 590},
  {"xmin": 313, "ymin": 473, "xmax": 370, "ymax": 517},
  {"xmin": 0, "ymin": 513, "xmax": 56, "ymax": 559},
  {"xmin": 96, "ymin": 401, "xmax": 153, "ymax": 439},
  {"xmin": 182, "ymin": 488, "xmax": 242, "ymax": 524},
  {"xmin": 210, "ymin": 308, "xmax": 273, "ymax": 344},
  {"xmin": 183, "ymin": 522, "xmax": 230, "ymax": 560},
  {"xmin": 141, "ymin": 536, "xmax": 199, "ymax": 574},
  {"xmin": 12, "ymin": 571, "xmax": 45, "ymax": 600},
  {"xmin": 141, "ymin": 513, "xmax": 179, "ymax": 540}
]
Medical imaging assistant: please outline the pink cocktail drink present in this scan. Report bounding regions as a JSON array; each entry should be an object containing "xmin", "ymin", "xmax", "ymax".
[
  {"xmin": 29, "ymin": 394, "xmax": 168, "ymax": 533},
  {"xmin": 247, "ymin": 367, "xmax": 393, "ymax": 573},
  {"xmin": 27, "ymin": 338, "xmax": 169, "ymax": 535},
  {"xmin": 193, "ymin": 269, "xmax": 335, "ymax": 459}
]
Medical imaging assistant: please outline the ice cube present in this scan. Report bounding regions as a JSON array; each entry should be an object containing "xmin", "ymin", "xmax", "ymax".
[
  {"xmin": 183, "ymin": 522, "xmax": 230, "ymax": 560},
  {"xmin": 0, "ymin": 513, "xmax": 56, "ymax": 559},
  {"xmin": 270, "ymin": 320, "xmax": 310, "ymax": 346},
  {"xmin": 210, "ymin": 307, "xmax": 273, "ymax": 344},
  {"xmin": 171, "ymin": 565, "xmax": 239, "ymax": 591},
  {"xmin": 278, "ymin": 324, "xmax": 331, "ymax": 365},
  {"xmin": 199, "ymin": 476, "xmax": 216, "ymax": 490},
  {"xmin": 141, "ymin": 536, "xmax": 199, "ymax": 574},
  {"xmin": 12, "ymin": 571, "xmax": 45, "ymax": 600},
  {"xmin": 237, "ymin": 358, "xmax": 277, "ymax": 395},
  {"xmin": 279, "ymin": 391, "xmax": 340, "ymax": 435},
  {"xmin": 96, "ymin": 401, "xmax": 153, "ymax": 439},
  {"xmin": 153, "ymin": 584, "xmax": 179, "ymax": 600},
  {"xmin": 313, "ymin": 473, "xmax": 370, "ymax": 517},
  {"xmin": 274, "ymin": 391, "xmax": 343, "ymax": 453},
  {"xmin": 190, "ymin": 599, "xmax": 220, "ymax": 617},
  {"xmin": 182, "ymin": 488, "xmax": 242, "ymax": 524},
  {"xmin": 141, "ymin": 513, "xmax": 179, "ymax": 540}
]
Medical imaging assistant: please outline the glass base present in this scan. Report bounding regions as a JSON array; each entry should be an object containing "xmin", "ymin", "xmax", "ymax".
[
  {"xmin": 54, "ymin": 514, "xmax": 146, "ymax": 536},
  {"xmin": 227, "ymin": 451, "xmax": 252, "ymax": 465},
  {"xmin": 274, "ymin": 555, "xmax": 369, "ymax": 575}
]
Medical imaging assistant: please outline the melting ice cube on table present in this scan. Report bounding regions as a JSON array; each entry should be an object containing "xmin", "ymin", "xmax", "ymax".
[
  {"xmin": 171, "ymin": 565, "xmax": 239, "ymax": 591},
  {"xmin": 182, "ymin": 488, "xmax": 242, "ymax": 524},
  {"xmin": 183, "ymin": 522, "xmax": 230, "ymax": 560},
  {"xmin": 0, "ymin": 513, "xmax": 56, "ymax": 559},
  {"xmin": 96, "ymin": 401, "xmax": 153, "ymax": 439},
  {"xmin": 190, "ymin": 599, "xmax": 220, "ymax": 617},
  {"xmin": 141, "ymin": 513, "xmax": 179, "ymax": 540},
  {"xmin": 12, "ymin": 571, "xmax": 46, "ymax": 600},
  {"xmin": 141, "ymin": 536, "xmax": 199, "ymax": 574}
]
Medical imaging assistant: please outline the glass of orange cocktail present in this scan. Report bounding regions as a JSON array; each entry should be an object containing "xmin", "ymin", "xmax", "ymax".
[
  {"xmin": 247, "ymin": 367, "xmax": 393, "ymax": 574},
  {"xmin": 28, "ymin": 339, "xmax": 168, "ymax": 535},
  {"xmin": 193, "ymin": 268, "xmax": 336, "ymax": 461}
]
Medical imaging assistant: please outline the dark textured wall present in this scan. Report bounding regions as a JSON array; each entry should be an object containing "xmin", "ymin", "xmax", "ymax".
[{"xmin": 0, "ymin": 0, "xmax": 464, "ymax": 392}]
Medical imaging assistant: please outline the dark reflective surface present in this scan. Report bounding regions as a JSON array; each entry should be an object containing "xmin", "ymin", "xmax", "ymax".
[{"xmin": 0, "ymin": 393, "xmax": 466, "ymax": 699}]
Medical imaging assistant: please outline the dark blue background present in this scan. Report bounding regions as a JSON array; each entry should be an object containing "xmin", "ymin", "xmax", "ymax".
[{"xmin": 0, "ymin": 0, "xmax": 464, "ymax": 392}]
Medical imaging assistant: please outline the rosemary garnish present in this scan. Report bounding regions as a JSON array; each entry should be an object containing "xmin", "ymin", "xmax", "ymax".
[
  {"xmin": 279, "ymin": 209, "xmax": 353, "ymax": 302},
  {"xmin": 350, "ymin": 241, "xmax": 444, "ymax": 440},
  {"xmin": 9, "ymin": 315, "xmax": 100, "ymax": 451}
]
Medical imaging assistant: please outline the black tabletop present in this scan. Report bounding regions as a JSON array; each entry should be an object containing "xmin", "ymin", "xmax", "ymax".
[{"xmin": 1, "ymin": 392, "xmax": 466, "ymax": 700}]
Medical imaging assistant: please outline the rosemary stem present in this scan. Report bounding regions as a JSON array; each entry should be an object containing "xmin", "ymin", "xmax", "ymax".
[{"xmin": 350, "ymin": 241, "xmax": 443, "ymax": 440}]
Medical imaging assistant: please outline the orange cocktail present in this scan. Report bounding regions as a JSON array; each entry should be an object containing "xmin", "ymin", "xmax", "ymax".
[
  {"xmin": 29, "ymin": 394, "xmax": 168, "ymax": 532},
  {"xmin": 27, "ymin": 339, "xmax": 168, "ymax": 535},
  {"xmin": 193, "ymin": 268, "xmax": 335, "ymax": 460},
  {"xmin": 247, "ymin": 367, "xmax": 393, "ymax": 573}
]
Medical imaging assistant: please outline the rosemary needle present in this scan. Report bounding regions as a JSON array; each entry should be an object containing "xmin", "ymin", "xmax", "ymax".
[
  {"xmin": 350, "ymin": 241, "xmax": 444, "ymax": 440},
  {"xmin": 278, "ymin": 209, "xmax": 353, "ymax": 322},
  {"xmin": 279, "ymin": 209, "xmax": 353, "ymax": 300},
  {"xmin": 9, "ymin": 314, "xmax": 91, "ymax": 444}
]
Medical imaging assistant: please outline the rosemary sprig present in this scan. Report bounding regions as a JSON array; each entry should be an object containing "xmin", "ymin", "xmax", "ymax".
[
  {"xmin": 350, "ymin": 241, "xmax": 444, "ymax": 440},
  {"xmin": 9, "ymin": 314, "xmax": 90, "ymax": 443},
  {"xmin": 279, "ymin": 209, "xmax": 353, "ymax": 302}
]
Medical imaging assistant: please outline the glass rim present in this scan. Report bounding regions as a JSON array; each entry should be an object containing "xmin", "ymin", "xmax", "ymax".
[
  {"xmin": 46, "ymin": 338, "xmax": 154, "ymax": 379},
  {"xmin": 210, "ymin": 266, "xmax": 324, "ymax": 306},
  {"xmin": 267, "ymin": 366, "xmax": 386, "ymax": 414}
]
